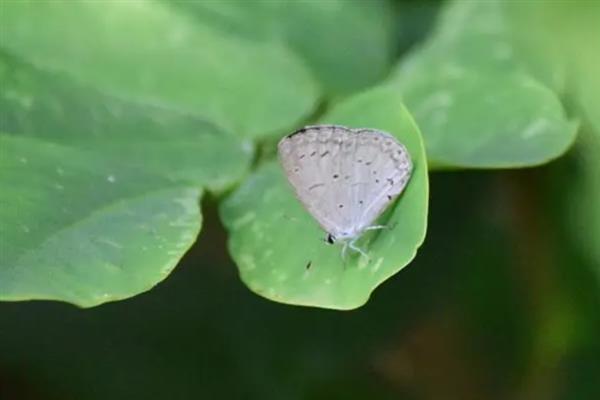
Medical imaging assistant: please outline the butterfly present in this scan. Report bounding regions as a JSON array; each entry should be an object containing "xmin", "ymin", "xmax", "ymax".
[{"xmin": 278, "ymin": 125, "xmax": 412, "ymax": 258}]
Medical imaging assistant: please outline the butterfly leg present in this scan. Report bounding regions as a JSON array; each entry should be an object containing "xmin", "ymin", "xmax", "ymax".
[
  {"xmin": 340, "ymin": 242, "xmax": 352, "ymax": 269},
  {"xmin": 348, "ymin": 239, "xmax": 368, "ymax": 259}
]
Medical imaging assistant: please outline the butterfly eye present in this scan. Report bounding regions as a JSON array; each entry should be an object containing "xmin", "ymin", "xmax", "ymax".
[{"xmin": 326, "ymin": 234, "xmax": 336, "ymax": 244}]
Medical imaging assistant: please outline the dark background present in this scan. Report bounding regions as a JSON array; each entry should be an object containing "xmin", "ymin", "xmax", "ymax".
[{"xmin": 2, "ymin": 162, "xmax": 599, "ymax": 400}]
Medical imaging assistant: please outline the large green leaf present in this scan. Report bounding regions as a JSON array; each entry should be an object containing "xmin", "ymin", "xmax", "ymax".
[
  {"xmin": 0, "ymin": 53, "xmax": 252, "ymax": 192},
  {"xmin": 0, "ymin": 53, "xmax": 251, "ymax": 306},
  {"xmin": 220, "ymin": 85, "xmax": 428, "ymax": 309},
  {"xmin": 171, "ymin": 0, "xmax": 395, "ymax": 97},
  {"xmin": 0, "ymin": 135, "xmax": 201, "ymax": 306},
  {"xmin": 0, "ymin": 0, "xmax": 319, "ymax": 138},
  {"xmin": 391, "ymin": 0, "xmax": 577, "ymax": 169}
]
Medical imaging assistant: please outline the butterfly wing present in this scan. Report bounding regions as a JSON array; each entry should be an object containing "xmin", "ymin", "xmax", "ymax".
[
  {"xmin": 278, "ymin": 125, "xmax": 354, "ymax": 236},
  {"xmin": 278, "ymin": 125, "xmax": 412, "ymax": 239},
  {"xmin": 349, "ymin": 128, "xmax": 412, "ymax": 233}
]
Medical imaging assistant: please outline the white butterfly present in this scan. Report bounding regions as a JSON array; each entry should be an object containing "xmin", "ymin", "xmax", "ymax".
[{"xmin": 278, "ymin": 125, "xmax": 412, "ymax": 258}]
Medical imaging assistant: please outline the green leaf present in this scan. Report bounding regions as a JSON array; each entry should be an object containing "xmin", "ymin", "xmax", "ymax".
[
  {"xmin": 0, "ymin": 135, "xmax": 201, "ymax": 307},
  {"xmin": 0, "ymin": 0, "xmax": 318, "ymax": 138},
  {"xmin": 220, "ymin": 85, "xmax": 428, "ymax": 310},
  {"xmin": 405, "ymin": 0, "xmax": 565, "ymax": 89},
  {"xmin": 172, "ymin": 0, "xmax": 395, "ymax": 97},
  {"xmin": 391, "ymin": 0, "xmax": 577, "ymax": 169},
  {"xmin": 0, "ymin": 52, "xmax": 252, "ymax": 306},
  {"xmin": 0, "ymin": 53, "xmax": 253, "ymax": 192}
]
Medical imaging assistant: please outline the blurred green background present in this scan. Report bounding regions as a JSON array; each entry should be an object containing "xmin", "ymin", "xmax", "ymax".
[{"xmin": 1, "ymin": 0, "xmax": 599, "ymax": 399}]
